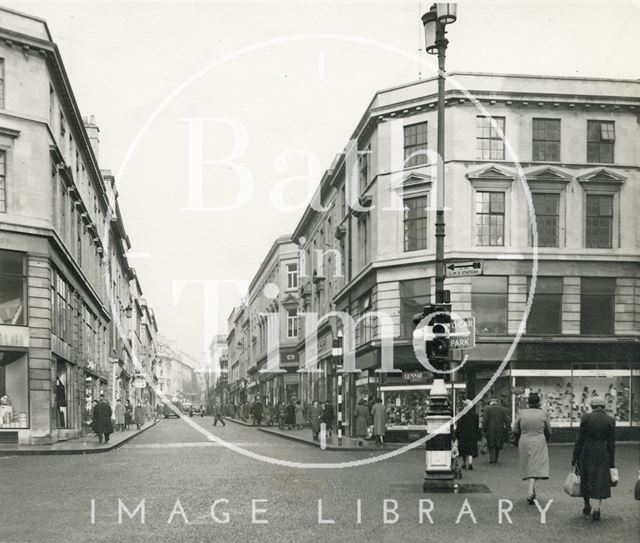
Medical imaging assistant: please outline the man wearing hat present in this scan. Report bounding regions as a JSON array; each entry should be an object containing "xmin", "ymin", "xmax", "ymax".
[
  {"xmin": 482, "ymin": 397, "xmax": 508, "ymax": 464},
  {"xmin": 92, "ymin": 392, "xmax": 113, "ymax": 443}
]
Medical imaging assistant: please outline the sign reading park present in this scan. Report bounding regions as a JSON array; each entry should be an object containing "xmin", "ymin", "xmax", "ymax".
[
  {"xmin": 445, "ymin": 261, "xmax": 483, "ymax": 277},
  {"xmin": 449, "ymin": 317, "xmax": 476, "ymax": 350}
]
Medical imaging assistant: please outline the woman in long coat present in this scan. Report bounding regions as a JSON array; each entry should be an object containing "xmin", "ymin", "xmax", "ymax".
[
  {"xmin": 285, "ymin": 401, "xmax": 296, "ymax": 429},
  {"xmin": 114, "ymin": 399, "xmax": 126, "ymax": 431},
  {"xmin": 134, "ymin": 401, "xmax": 146, "ymax": 430},
  {"xmin": 371, "ymin": 398, "xmax": 387, "ymax": 446},
  {"xmin": 572, "ymin": 396, "xmax": 616, "ymax": 521},
  {"xmin": 295, "ymin": 401, "xmax": 304, "ymax": 430},
  {"xmin": 456, "ymin": 399, "xmax": 480, "ymax": 469},
  {"xmin": 308, "ymin": 400, "xmax": 322, "ymax": 441},
  {"xmin": 354, "ymin": 400, "xmax": 370, "ymax": 446},
  {"xmin": 513, "ymin": 393, "xmax": 550, "ymax": 504}
]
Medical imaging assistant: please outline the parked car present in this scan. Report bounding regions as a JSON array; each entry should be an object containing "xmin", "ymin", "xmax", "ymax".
[
  {"xmin": 162, "ymin": 402, "xmax": 181, "ymax": 418},
  {"xmin": 191, "ymin": 405, "xmax": 205, "ymax": 417},
  {"xmin": 181, "ymin": 402, "xmax": 193, "ymax": 417}
]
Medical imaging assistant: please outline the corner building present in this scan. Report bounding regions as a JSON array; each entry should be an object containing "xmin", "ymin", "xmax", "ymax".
[
  {"xmin": 292, "ymin": 73, "xmax": 639, "ymax": 441},
  {"xmin": 0, "ymin": 8, "xmax": 158, "ymax": 444}
]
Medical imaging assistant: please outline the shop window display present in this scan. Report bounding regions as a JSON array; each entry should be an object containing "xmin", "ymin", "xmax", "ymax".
[
  {"xmin": 0, "ymin": 352, "xmax": 29, "ymax": 428},
  {"xmin": 514, "ymin": 377, "xmax": 573, "ymax": 427},
  {"xmin": 632, "ymin": 375, "xmax": 640, "ymax": 424},
  {"xmin": 384, "ymin": 390, "xmax": 429, "ymax": 427},
  {"xmin": 513, "ymin": 372, "xmax": 634, "ymax": 427},
  {"xmin": 571, "ymin": 376, "xmax": 631, "ymax": 424},
  {"xmin": 0, "ymin": 250, "xmax": 26, "ymax": 326}
]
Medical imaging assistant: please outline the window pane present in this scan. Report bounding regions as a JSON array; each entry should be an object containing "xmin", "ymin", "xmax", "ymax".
[
  {"xmin": 580, "ymin": 278, "xmax": 615, "ymax": 334},
  {"xmin": 471, "ymin": 276, "xmax": 508, "ymax": 334},
  {"xmin": 404, "ymin": 196, "xmax": 428, "ymax": 251},
  {"xmin": 400, "ymin": 279, "xmax": 430, "ymax": 337},
  {"xmin": 526, "ymin": 277, "xmax": 562, "ymax": 334}
]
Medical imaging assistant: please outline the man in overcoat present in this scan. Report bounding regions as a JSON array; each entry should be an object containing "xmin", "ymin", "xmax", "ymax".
[
  {"xmin": 93, "ymin": 393, "xmax": 113, "ymax": 443},
  {"xmin": 482, "ymin": 398, "xmax": 508, "ymax": 463},
  {"xmin": 371, "ymin": 397, "xmax": 387, "ymax": 446}
]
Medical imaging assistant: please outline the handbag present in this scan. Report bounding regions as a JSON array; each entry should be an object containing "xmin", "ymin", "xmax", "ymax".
[
  {"xmin": 610, "ymin": 468, "xmax": 619, "ymax": 487},
  {"xmin": 480, "ymin": 436, "xmax": 488, "ymax": 455},
  {"xmin": 564, "ymin": 466, "xmax": 582, "ymax": 497}
]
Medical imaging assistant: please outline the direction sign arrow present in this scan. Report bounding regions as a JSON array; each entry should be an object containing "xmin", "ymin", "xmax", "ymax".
[
  {"xmin": 445, "ymin": 261, "xmax": 483, "ymax": 277},
  {"xmin": 447, "ymin": 262, "xmax": 481, "ymax": 270}
]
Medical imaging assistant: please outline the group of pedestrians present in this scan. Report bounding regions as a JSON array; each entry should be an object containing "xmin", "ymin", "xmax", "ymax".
[
  {"xmin": 91, "ymin": 393, "xmax": 155, "ymax": 443},
  {"xmin": 113, "ymin": 398, "xmax": 151, "ymax": 431},
  {"xmin": 307, "ymin": 400, "xmax": 336, "ymax": 441},
  {"xmin": 454, "ymin": 393, "xmax": 617, "ymax": 521},
  {"xmin": 354, "ymin": 397, "xmax": 387, "ymax": 446}
]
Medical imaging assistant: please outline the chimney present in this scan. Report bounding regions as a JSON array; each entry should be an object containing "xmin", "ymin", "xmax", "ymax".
[{"xmin": 84, "ymin": 114, "xmax": 100, "ymax": 160}]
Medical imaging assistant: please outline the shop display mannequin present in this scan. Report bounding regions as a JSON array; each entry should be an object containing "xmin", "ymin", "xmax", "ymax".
[
  {"xmin": 0, "ymin": 395, "xmax": 13, "ymax": 425},
  {"xmin": 55, "ymin": 378, "xmax": 67, "ymax": 427}
]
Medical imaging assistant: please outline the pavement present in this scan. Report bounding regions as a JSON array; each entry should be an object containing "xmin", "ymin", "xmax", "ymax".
[
  {"xmin": 0, "ymin": 418, "xmax": 159, "ymax": 455},
  {"xmin": 225, "ymin": 416, "xmax": 402, "ymax": 450},
  {"xmin": 1, "ymin": 416, "xmax": 638, "ymax": 543}
]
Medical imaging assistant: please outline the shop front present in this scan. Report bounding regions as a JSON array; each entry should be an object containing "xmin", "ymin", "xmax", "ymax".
[
  {"xmin": 379, "ymin": 372, "xmax": 467, "ymax": 443},
  {"xmin": 470, "ymin": 341, "xmax": 640, "ymax": 441},
  {"xmin": 0, "ymin": 349, "xmax": 29, "ymax": 442}
]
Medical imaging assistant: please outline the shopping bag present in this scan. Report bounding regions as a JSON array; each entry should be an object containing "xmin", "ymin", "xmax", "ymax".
[
  {"xmin": 610, "ymin": 468, "xmax": 619, "ymax": 487},
  {"xmin": 563, "ymin": 467, "xmax": 581, "ymax": 497},
  {"xmin": 480, "ymin": 436, "xmax": 488, "ymax": 455},
  {"xmin": 451, "ymin": 439, "xmax": 459, "ymax": 458}
]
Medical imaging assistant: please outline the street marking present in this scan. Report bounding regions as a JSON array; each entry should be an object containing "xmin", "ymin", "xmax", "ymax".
[
  {"xmin": 0, "ymin": 455, "xmax": 16, "ymax": 460},
  {"xmin": 320, "ymin": 423, "xmax": 326, "ymax": 450},
  {"xmin": 122, "ymin": 441, "xmax": 265, "ymax": 449}
]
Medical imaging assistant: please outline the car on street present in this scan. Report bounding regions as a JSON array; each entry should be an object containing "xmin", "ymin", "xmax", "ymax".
[
  {"xmin": 181, "ymin": 402, "xmax": 193, "ymax": 417},
  {"xmin": 191, "ymin": 405, "xmax": 205, "ymax": 417},
  {"xmin": 162, "ymin": 402, "xmax": 181, "ymax": 418}
]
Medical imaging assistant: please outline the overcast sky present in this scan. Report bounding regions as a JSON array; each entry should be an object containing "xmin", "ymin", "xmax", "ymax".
[{"xmin": 9, "ymin": 0, "xmax": 640, "ymax": 363}]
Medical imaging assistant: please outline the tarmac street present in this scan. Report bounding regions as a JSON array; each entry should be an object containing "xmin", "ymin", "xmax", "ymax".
[{"xmin": 0, "ymin": 417, "xmax": 638, "ymax": 543}]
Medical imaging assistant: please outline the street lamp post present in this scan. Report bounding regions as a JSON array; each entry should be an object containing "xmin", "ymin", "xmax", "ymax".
[
  {"xmin": 421, "ymin": 2, "xmax": 458, "ymax": 491},
  {"xmin": 422, "ymin": 3, "xmax": 456, "ymax": 305}
]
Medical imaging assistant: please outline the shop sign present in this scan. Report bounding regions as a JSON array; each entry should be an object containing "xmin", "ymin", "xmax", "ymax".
[
  {"xmin": 403, "ymin": 371, "xmax": 430, "ymax": 382},
  {"xmin": 133, "ymin": 378, "xmax": 146, "ymax": 389},
  {"xmin": 512, "ymin": 386, "xmax": 525, "ymax": 395}
]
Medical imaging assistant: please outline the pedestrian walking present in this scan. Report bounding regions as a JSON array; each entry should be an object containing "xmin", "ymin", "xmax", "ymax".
[
  {"xmin": 134, "ymin": 400, "xmax": 146, "ymax": 430},
  {"xmin": 572, "ymin": 396, "xmax": 616, "ymax": 521},
  {"xmin": 354, "ymin": 399, "xmax": 369, "ymax": 446},
  {"xmin": 371, "ymin": 397, "xmax": 387, "ymax": 446},
  {"xmin": 321, "ymin": 401, "xmax": 334, "ymax": 438},
  {"xmin": 456, "ymin": 399, "xmax": 480, "ymax": 470},
  {"xmin": 278, "ymin": 401, "xmax": 286, "ymax": 430},
  {"xmin": 295, "ymin": 400, "xmax": 304, "ymax": 430},
  {"xmin": 512, "ymin": 393, "xmax": 550, "ymax": 504},
  {"xmin": 285, "ymin": 400, "xmax": 296, "ymax": 430},
  {"xmin": 212, "ymin": 402, "xmax": 226, "ymax": 427},
  {"xmin": 309, "ymin": 399, "xmax": 322, "ymax": 441},
  {"xmin": 114, "ymin": 398, "xmax": 126, "ymax": 431},
  {"xmin": 482, "ymin": 397, "xmax": 508, "ymax": 463},
  {"xmin": 124, "ymin": 399, "xmax": 133, "ymax": 430},
  {"xmin": 93, "ymin": 393, "xmax": 113, "ymax": 443},
  {"xmin": 144, "ymin": 401, "xmax": 152, "ymax": 422},
  {"xmin": 252, "ymin": 399, "xmax": 263, "ymax": 426}
]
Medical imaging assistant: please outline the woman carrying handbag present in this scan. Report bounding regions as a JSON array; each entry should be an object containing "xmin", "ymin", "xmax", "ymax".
[
  {"xmin": 512, "ymin": 393, "xmax": 551, "ymax": 505},
  {"xmin": 572, "ymin": 396, "xmax": 616, "ymax": 521}
]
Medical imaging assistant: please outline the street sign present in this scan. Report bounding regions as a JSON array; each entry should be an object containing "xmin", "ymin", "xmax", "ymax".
[
  {"xmin": 445, "ymin": 261, "xmax": 483, "ymax": 277},
  {"xmin": 449, "ymin": 317, "xmax": 476, "ymax": 350}
]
